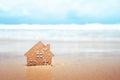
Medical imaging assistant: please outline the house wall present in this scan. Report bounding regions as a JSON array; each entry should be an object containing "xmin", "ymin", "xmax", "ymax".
[
  {"xmin": 26, "ymin": 54, "xmax": 53, "ymax": 66},
  {"xmin": 25, "ymin": 42, "xmax": 53, "ymax": 66}
]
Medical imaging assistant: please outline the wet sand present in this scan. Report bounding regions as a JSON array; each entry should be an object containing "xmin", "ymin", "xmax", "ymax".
[
  {"xmin": 0, "ymin": 55, "xmax": 120, "ymax": 80},
  {"xmin": 0, "ymin": 40, "xmax": 120, "ymax": 80}
]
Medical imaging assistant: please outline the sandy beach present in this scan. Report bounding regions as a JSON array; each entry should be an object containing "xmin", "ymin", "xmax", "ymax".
[
  {"xmin": 1, "ymin": 0, "xmax": 120, "ymax": 79},
  {"xmin": 0, "ymin": 39, "xmax": 120, "ymax": 80}
]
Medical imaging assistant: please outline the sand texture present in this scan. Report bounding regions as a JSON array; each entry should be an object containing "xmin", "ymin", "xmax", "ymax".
[{"xmin": 0, "ymin": 40, "xmax": 120, "ymax": 80}]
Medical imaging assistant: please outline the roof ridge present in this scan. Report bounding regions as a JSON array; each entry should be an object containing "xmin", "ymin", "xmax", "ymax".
[{"xmin": 24, "ymin": 41, "xmax": 45, "ymax": 56}]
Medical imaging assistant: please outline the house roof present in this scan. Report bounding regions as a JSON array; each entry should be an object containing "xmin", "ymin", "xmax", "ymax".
[{"xmin": 24, "ymin": 41, "xmax": 54, "ymax": 56}]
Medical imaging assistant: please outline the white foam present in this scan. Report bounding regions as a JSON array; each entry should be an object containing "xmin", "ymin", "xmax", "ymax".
[{"xmin": 0, "ymin": 24, "xmax": 120, "ymax": 30}]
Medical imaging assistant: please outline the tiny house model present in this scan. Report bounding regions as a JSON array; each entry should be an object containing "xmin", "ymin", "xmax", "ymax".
[{"xmin": 24, "ymin": 41, "xmax": 54, "ymax": 66}]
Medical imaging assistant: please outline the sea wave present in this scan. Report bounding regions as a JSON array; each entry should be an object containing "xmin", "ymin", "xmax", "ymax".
[{"xmin": 0, "ymin": 29, "xmax": 120, "ymax": 41}]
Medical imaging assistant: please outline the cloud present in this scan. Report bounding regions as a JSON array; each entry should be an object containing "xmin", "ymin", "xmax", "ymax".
[
  {"xmin": 0, "ymin": 0, "xmax": 120, "ymax": 24},
  {"xmin": 74, "ymin": 0, "xmax": 120, "ymax": 17},
  {"xmin": 22, "ymin": 9, "xmax": 30, "ymax": 15}
]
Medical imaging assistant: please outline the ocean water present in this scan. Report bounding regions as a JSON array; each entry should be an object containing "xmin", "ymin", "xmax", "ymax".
[
  {"xmin": 0, "ymin": 29, "xmax": 120, "ymax": 41},
  {"xmin": 0, "ymin": 29, "xmax": 120, "ymax": 57}
]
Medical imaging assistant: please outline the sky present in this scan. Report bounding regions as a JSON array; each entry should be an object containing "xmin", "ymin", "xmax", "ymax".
[{"xmin": 0, "ymin": 0, "xmax": 120, "ymax": 24}]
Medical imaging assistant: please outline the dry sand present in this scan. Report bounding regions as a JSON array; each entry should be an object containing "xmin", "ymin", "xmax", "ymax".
[{"xmin": 0, "ymin": 55, "xmax": 120, "ymax": 80}]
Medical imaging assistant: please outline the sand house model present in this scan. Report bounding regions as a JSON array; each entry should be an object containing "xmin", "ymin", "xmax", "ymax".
[{"xmin": 24, "ymin": 41, "xmax": 54, "ymax": 66}]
